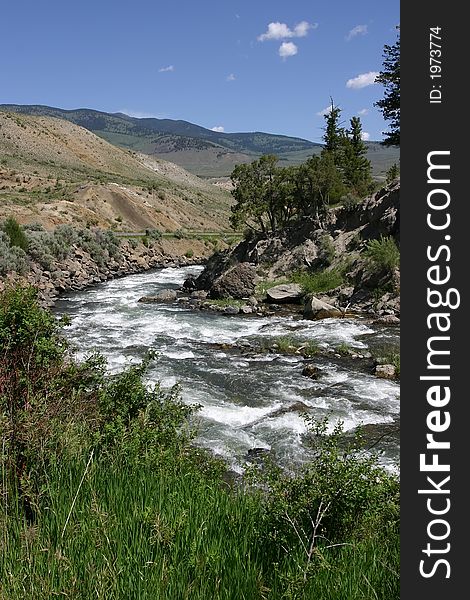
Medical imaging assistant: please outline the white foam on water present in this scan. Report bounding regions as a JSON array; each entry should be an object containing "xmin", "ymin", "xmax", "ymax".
[
  {"xmin": 201, "ymin": 401, "xmax": 282, "ymax": 427},
  {"xmin": 162, "ymin": 350, "xmax": 196, "ymax": 360},
  {"xmin": 254, "ymin": 413, "xmax": 309, "ymax": 435}
]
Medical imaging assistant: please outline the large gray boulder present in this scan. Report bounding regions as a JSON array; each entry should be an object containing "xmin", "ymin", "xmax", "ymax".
[
  {"xmin": 303, "ymin": 295, "xmax": 343, "ymax": 320},
  {"xmin": 266, "ymin": 283, "xmax": 303, "ymax": 303},
  {"xmin": 210, "ymin": 263, "xmax": 257, "ymax": 299}
]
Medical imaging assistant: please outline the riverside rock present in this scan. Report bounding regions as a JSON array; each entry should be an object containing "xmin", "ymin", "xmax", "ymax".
[
  {"xmin": 210, "ymin": 263, "xmax": 257, "ymax": 299},
  {"xmin": 266, "ymin": 283, "xmax": 303, "ymax": 303},
  {"xmin": 303, "ymin": 296, "xmax": 343, "ymax": 320},
  {"xmin": 374, "ymin": 364, "xmax": 397, "ymax": 379}
]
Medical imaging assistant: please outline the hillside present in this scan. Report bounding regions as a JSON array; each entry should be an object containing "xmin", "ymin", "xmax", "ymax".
[
  {"xmin": 0, "ymin": 111, "xmax": 233, "ymax": 231},
  {"xmin": 0, "ymin": 104, "xmax": 399, "ymax": 178}
]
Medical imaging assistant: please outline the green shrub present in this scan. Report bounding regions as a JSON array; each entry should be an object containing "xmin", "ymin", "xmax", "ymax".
[
  {"xmin": 1, "ymin": 217, "xmax": 28, "ymax": 251},
  {"xmin": 145, "ymin": 228, "xmax": 162, "ymax": 240},
  {"xmin": 317, "ymin": 233, "xmax": 336, "ymax": 266},
  {"xmin": 364, "ymin": 235, "xmax": 400, "ymax": 272},
  {"xmin": 292, "ymin": 268, "xmax": 344, "ymax": 294},
  {"xmin": 185, "ymin": 249, "xmax": 194, "ymax": 258},
  {"xmin": 0, "ymin": 233, "xmax": 29, "ymax": 275}
]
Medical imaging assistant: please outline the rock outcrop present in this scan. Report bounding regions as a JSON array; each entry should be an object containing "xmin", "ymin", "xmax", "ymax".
[{"xmin": 193, "ymin": 180, "xmax": 401, "ymax": 318}]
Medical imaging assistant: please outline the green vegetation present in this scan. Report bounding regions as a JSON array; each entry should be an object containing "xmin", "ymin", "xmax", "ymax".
[
  {"xmin": 371, "ymin": 343, "xmax": 401, "ymax": 378},
  {"xmin": 365, "ymin": 236, "xmax": 400, "ymax": 272},
  {"xmin": 386, "ymin": 163, "xmax": 400, "ymax": 184},
  {"xmin": 0, "ymin": 219, "xmax": 122, "ymax": 273},
  {"xmin": 0, "ymin": 287, "xmax": 399, "ymax": 599},
  {"xmin": 2, "ymin": 216, "xmax": 28, "ymax": 250},
  {"xmin": 229, "ymin": 103, "xmax": 376, "ymax": 236},
  {"xmin": 292, "ymin": 268, "xmax": 344, "ymax": 294}
]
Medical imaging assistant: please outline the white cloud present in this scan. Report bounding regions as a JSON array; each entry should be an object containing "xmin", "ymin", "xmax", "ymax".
[
  {"xmin": 211, "ymin": 126, "xmax": 225, "ymax": 132},
  {"xmin": 346, "ymin": 71, "xmax": 379, "ymax": 89},
  {"xmin": 316, "ymin": 105, "xmax": 333, "ymax": 117},
  {"xmin": 358, "ymin": 108, "xmax": 369, "ymax": 115},
  {"xmin": 258, "ymin": 21, "xmax": 316, "ymax": 41},
  {"xmin": 119, "ymin": 109, "xmax": 165, "ymax": 119},
  {"xmin": 158, "ymin": 65, "xmax": 174, "ymax": 73},
  {"xmin": 361, "ymin": 131, "xmax": 371, "ymax": 141},
  {"xmin": 279, "ymin": 42, "xmax": 298, "ymax": 58},
  {"xmin": 226, "ymin": 73, "xmax": 236, "ymax": 81},
  {"xmin": 346, "ymin": 24, "xmax": 368, "ymax": 41}
]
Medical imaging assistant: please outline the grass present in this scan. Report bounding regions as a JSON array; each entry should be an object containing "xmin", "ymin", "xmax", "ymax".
[
  {"xmin": 1, "ymin": 458, "xmax": 399, "ymax": 600},
  {"xmin": 292, "ymin": 268, "xmax": 344, "ymax": 294},
  {"xmin": 269, "ymin": 337, "xmax": 321, "ymax": 357},
  {"xmin": 0, "ymin": 287, "xmax": 400, "ymax": 599}
]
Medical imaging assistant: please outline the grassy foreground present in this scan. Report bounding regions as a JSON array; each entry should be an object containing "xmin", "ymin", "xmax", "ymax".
[{"xmin": 0, "ymin": 286, "xmax": 399, "ymax": 599}]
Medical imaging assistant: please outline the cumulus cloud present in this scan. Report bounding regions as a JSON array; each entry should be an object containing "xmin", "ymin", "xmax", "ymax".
[
  {"xmin": 346, "ymin": 71, "xmax": 379, "ymax": 89},
  {"xmin": 258, "ymin": 21, "xmax": 316, "ymax": 41},
  {"xmin": 158, "ymin": 65, "xmax": 174, "ymax": 73},
  {"xmin": 210, "ymin": 126, "xmax": 225, "ymax": 132},
  {"xmin": 226, "ymin": 73, "xmax": 236, "ymax": 81},
  {"xmin": 361, "ymin": 131, "xmax": 371, "ymax": 141},
  {"xmin": 279, "ymin": 42, "xmax": 298, "ymax": 58},
  {"xmin": 346, "ymin": 24, "xmax": 368, "ymax": 41},
  {"xmin": 358, "ymin": 108, "xmax": 369, "ymax": 115},
  {"xmin": 316, "ymin": 105, "xmax": 333, "ymax": 117}
]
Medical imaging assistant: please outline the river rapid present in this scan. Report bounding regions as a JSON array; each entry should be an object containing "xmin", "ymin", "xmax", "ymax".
[{"xmin": 54, "ymin": 265, "xmax": 400, "ymax": 473}]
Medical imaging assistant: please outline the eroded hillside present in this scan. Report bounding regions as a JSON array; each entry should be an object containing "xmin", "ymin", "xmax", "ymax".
[{"xmin": 0, "ymin": 111, "xmax": 233, "ymax": 231}]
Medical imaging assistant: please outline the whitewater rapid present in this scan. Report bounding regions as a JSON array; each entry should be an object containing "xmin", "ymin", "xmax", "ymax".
[{"xmin": 54, "ymin": 265, "xmax": 400, "ymax": 472}]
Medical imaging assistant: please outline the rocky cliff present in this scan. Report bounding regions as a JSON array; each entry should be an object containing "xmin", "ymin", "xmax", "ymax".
[{"xmin": 189, "ymin": 181, "xmax": 400, "ymax": 320}]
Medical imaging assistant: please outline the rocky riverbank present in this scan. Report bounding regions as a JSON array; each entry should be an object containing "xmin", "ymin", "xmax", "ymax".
[
  {"xmin": 183, "ymin": 180, "xmax": 400, "ymax": 321},
  {"xmin": 0, "ymin": 236, "xmax": 212, "ymax": 306}
]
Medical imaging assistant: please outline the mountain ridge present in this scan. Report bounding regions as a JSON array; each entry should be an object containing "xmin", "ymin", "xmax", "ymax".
[{"xmin": 1, "ymin": 104, "xmax": 399, "ymax": 178}]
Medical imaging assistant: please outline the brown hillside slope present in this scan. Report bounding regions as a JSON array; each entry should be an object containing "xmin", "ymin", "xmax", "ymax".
[{"xmin": 0, "ymin": 111, "xmax": 232, "ymax": 231}]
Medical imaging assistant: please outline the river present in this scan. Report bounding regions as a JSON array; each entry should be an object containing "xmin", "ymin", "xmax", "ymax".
[{"xmin": 54, "ymin": 265, "xmax": 400, "ymax": 473}]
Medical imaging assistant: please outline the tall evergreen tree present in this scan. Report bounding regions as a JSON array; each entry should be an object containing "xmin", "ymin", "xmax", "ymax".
[
  {"xmin": 342, "ymin": 116, "xmax": 372, "ymax": 195},
  {"xmin": 322, "ymin": 99, "xmax": 344, "ymax": 166},
  {"xmin": 375, "ymin": 27, "xmax": 400, "ymax": 146}
]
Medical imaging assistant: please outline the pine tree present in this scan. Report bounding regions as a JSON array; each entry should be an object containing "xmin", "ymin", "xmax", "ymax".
[
  {"xmin": 343, "ymin": 116, "xmax": 372, "ymax": 196},
  {"xmin": 322, "ymin": 99, "xmax": 344, "ymax": 166},
  {"xmin": 375, "ymin": 27, "xmax": 400, "ymax": 146}
]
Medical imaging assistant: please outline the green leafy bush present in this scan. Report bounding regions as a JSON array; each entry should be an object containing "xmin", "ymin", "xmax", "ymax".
[{"xmin": 364, "ymin": 235, "xmax": 400, "ymax": 272}]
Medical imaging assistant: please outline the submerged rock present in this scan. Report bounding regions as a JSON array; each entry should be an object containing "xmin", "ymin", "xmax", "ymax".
[
  {"xmin": 138, "ymin": 289, "xmax": 178, "ymax": 303},
  {"xmin": 302, "ymin": 364, "xmax": 321, "ymax": 379}
]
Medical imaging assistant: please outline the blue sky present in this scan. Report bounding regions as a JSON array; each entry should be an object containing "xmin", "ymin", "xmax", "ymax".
[{"xmin": 1, "ymin": 1, "xmax": 399, "ymax": 143}]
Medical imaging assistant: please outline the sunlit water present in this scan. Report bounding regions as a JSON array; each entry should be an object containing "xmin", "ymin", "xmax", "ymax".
[{"xmin": 54, "ymin": 266, "xmax": 400, "ymax": 473}]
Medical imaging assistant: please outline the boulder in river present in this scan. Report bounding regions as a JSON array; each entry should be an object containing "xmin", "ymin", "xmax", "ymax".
[
  {"xmin": 374, "ymin": 364, "xmax": 397, "ymax": 379},
  {"xmin": 266, "ymin": 283, "xmax": 303, "ymax": 304},
  {"xmin": 303, "ymin": 295, "xmax": 343, "ymax": 320},
  {"xmin": 138, "ymin": 289, "xmax": 178, "ymax": 303},
  {"xmin": 302, "ymin": 364, "xmax": 321, "ymax": 379},
  {"xmin": 210, "ymin": 263, "xmax": 257, "ymax": 299}
]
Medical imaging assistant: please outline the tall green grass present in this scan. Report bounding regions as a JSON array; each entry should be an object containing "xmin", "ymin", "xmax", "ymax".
[{"xmin": 0, "ymin": 286, "xmax": 399, "ymax": 599}]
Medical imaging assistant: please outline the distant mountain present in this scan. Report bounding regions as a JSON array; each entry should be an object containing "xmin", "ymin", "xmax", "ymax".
[{"xmin": 0, "ymin": 104, "xmax": 399, "ymax": 178}]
